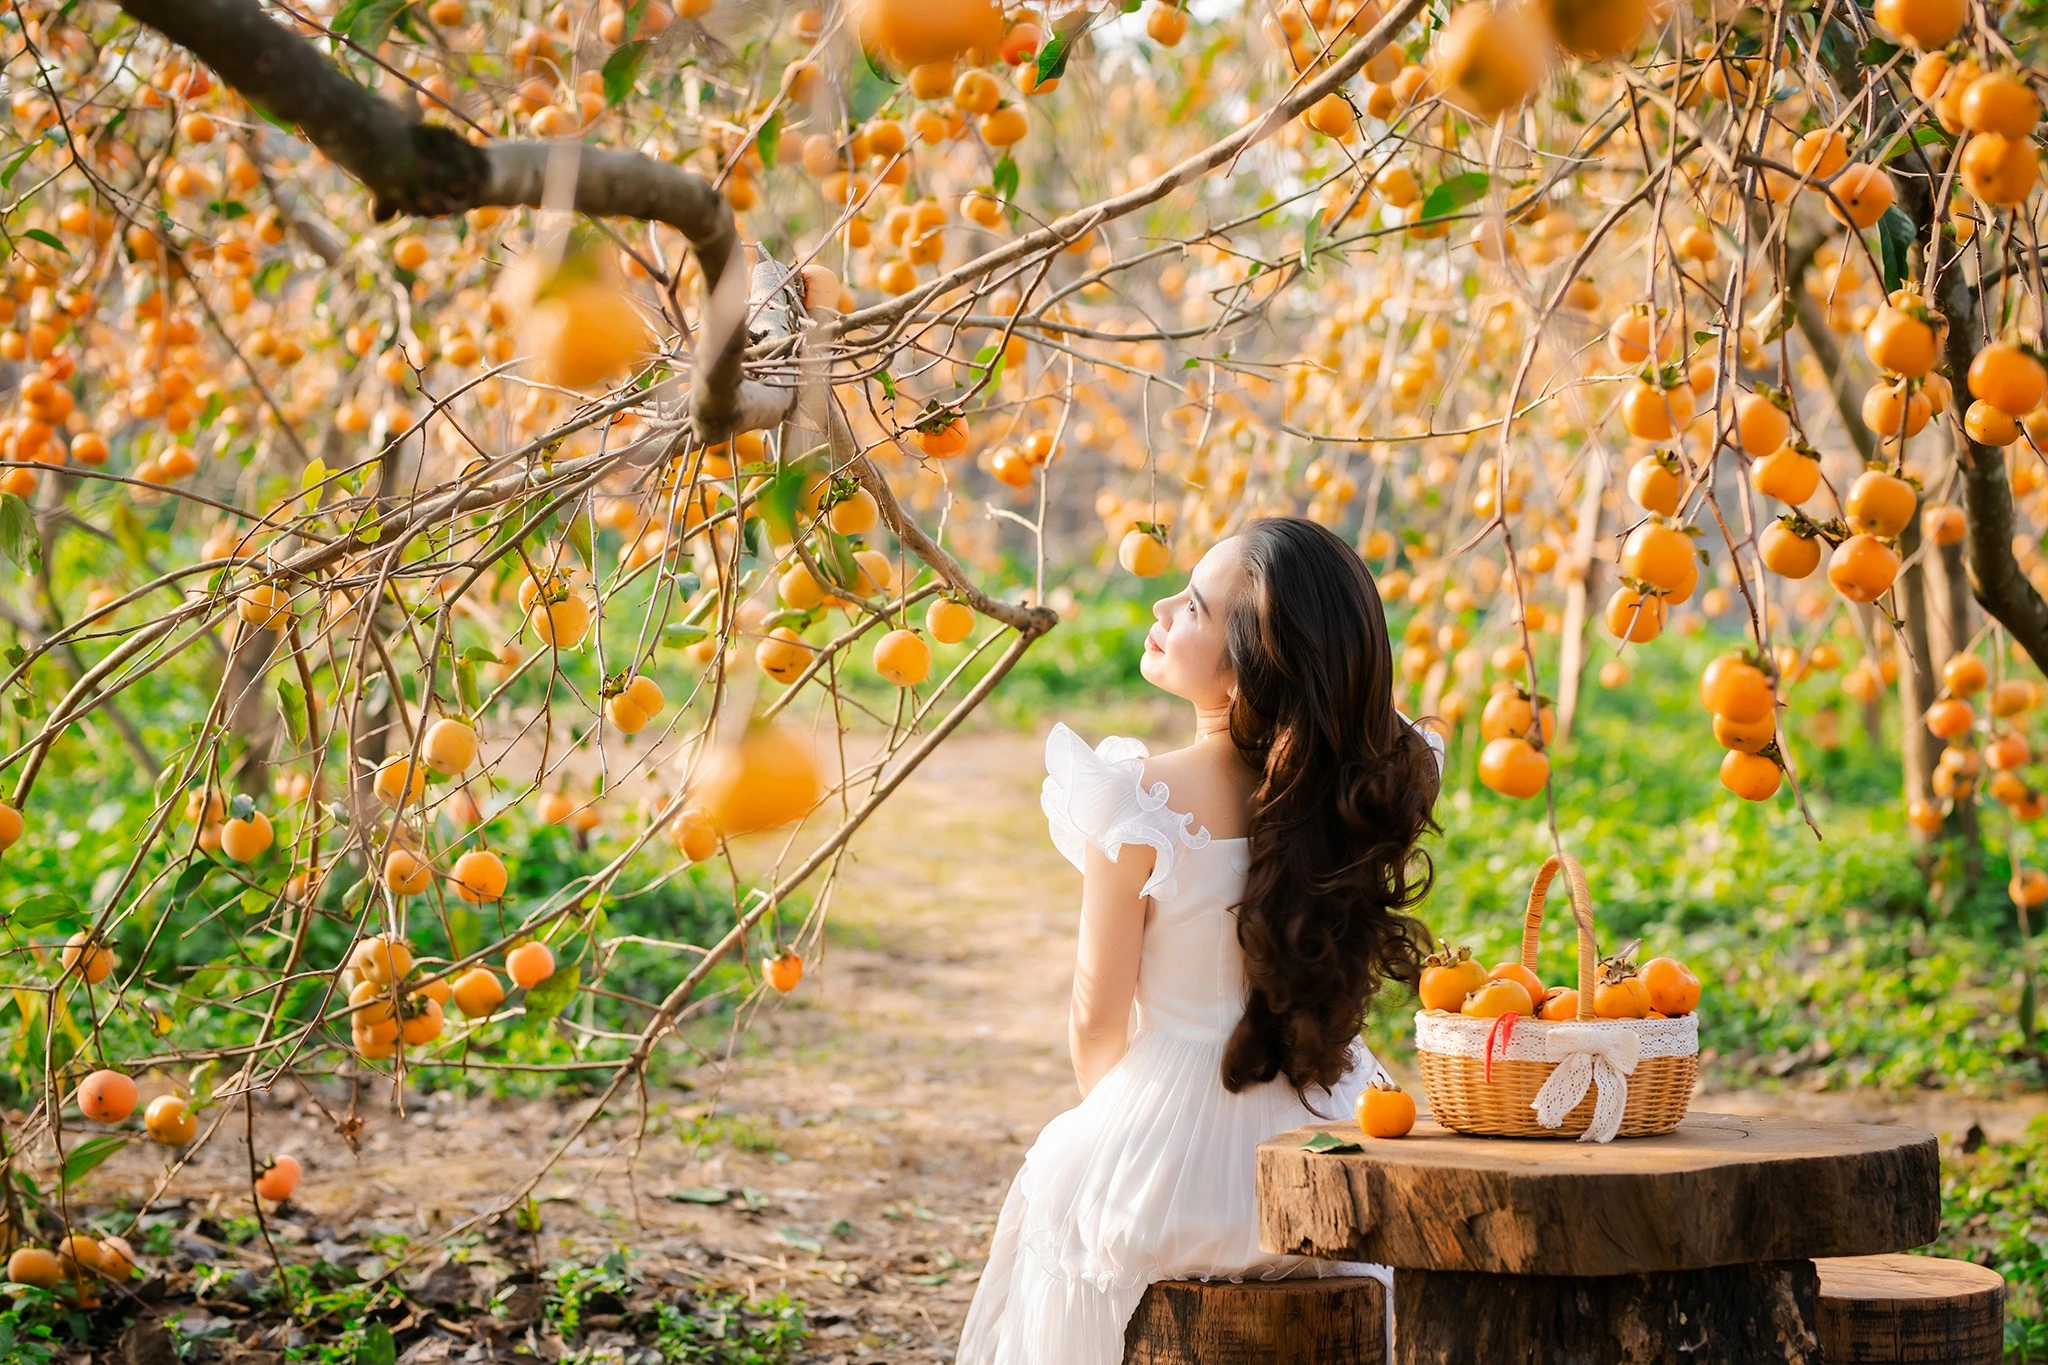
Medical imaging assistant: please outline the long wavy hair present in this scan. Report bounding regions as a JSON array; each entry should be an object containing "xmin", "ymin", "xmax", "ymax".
[{"xmin": 1220, "ymin": 517, "xmax": 1441, "ymax": 1110}]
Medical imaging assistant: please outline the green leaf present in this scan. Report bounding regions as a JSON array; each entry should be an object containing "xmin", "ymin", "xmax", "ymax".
[
  {"xmin": 777, "ymin": 1226, "xmax": 824, "ymax": 1254},
  {"xmin": 1881, "ymin": 126, "xmax": 1948, "ymax": 164},
  {"xmin": 0, "ymin": 492, "xmax": 39, "ymax": 572},
  {"xmin": 229, "ymin": 792, "xmax": 255, "ymax": 822},
  {"xmin": 169, "ymin": 859, "xmax": 216, "ymax": 903},
  {"xmin": 60, "ymin": 1136, "xmax": 127, "ymax": 1189},
  {"xmin": 277, "ymin": 679, "xmax": 308, "ymax": 749},
  {"xmin": 456, "ymin": 660, "xmax": 480, "ymax": 714},
  {"xmin": 521, "ymin": 963, "xmax": 580, "ymax": 1023},
  {"xmin": 667, "ymin": 1185, "xmax": 732, "ymax": 1204},
  {"xmin": 755, "ymin": 110, "xmax": 782, "ymax": 169},
  {"xmin": 21, "ymin": 228, "xmax": 70, "ymax": 255},
  {"xmin": 302, "ymin": 458, "xmax": 329, "ymax": 515},
  {"xmin": 1301, "ymin": 1130, "xmax": 1362, "ymax": 1153},
  {"xmin": 110, "ymin": 502, "xmax": 149, "ymax": 567},
  {"xmin": 460, "ymin": 645, "xmax": 500, "ymax": 664},
  {"xmin": 10, "ymin": 893, "xmax": 78, "ymax": 929},
  {"xmin": 1877, "ymin": 205, "xmax": 1915, "ymax": 295},
  {"xmin": 661, "ymin": 622, "xmax": 709, "ymax": 648},
  {"xmin": 334, "ymin": 0, "xmax": 411, "ymax": 47},
  {"xmin": 1, "ymin": 136, "xmax": 45, "ymax": 189},
  {"xmin": 876, "ymin": 368, "xmax": 897, "ymax": 401},
  {"xmin": 1036, "ymin": 11, "xmax": 1093, "ymax": 84},
  {"xmin": 754, "ymin": 465, "xmax": 806, "ymax": 543},
  {"xmin": 602, "ymin": 39, "xmax": 651, "ymax": 107},
  {"xmin": 967, "ymin": 342, "xmax": 1005, "ymax": 392},
  {"xmin": 991, "ymin": 153, "xmax": 1020, "ymax": 205},
  {"xmin": 354, "ymin": 1323, "xmax": 396, "ymax": 1365},
  {"xmin": 564, "ymin": 513, "xmax": 595, "ymax": 568},
  {"xmin": 1418, "ymin": 171, "xmax": 1490, "ymax": 222}
]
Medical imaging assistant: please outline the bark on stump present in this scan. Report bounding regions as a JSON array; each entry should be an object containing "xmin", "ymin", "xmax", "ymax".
[
  {"xmin": 1123, "ymin": 1276, "xmax": 1387, "ymax": 1365},
  {"xmin": 1254, "ymin": 1114, "xmax": 1943, "ymax": 1364},
  {"xmin": 1815, "ymin": 1254, "xmax": 2005, "ymax": 1364},
  {"xmin": 1392, "ymin": 1261, "xmax": 1820, "ymax": 1365}
]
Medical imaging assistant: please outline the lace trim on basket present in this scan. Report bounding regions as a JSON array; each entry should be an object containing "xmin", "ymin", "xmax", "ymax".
[{"xmin": 1414, "ymin": 1010, "xmax": 1700, "ymax": 1060}]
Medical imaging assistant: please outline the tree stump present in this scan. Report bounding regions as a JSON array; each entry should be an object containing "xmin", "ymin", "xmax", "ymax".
[
  {"xmin": 1392, "ymin": 1261, "xmax": 1820, "ymax": 1365},
  {"xmin": 1122, "ymin": 1276, "xmax": 1387, "ymax": 1365},
  {"xmin": 1257, "ymin": 1113, "xmax": 1940, "ymax": 1275},
  {"xmin": 1815, "ymin": 1254, "xmax": 2005, "ymax": 1363},
  {"xmin": 1254, "ymin": 1113, "xmax": 1943, "ymax": 1363}
]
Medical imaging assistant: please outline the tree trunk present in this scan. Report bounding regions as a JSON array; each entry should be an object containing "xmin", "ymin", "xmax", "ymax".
[
  {"xmin": 1932, "ymin": 533, "xmax": 1983, "ymax": 884},
  {"xmin": 1555, "ymin": 461, "xmax": 1607, "ymax": 746},
  {"xmin": 1895, "ymin": 511, "xmax": 1941, "ymax": 850},
  {"xmin": 1392, "ymin": 1262, "xmax": 1822, "ymax": 1365},
  {"xmin": 1123, "ymin": 1278, "xmax": 1387, "ymax": 1365}
]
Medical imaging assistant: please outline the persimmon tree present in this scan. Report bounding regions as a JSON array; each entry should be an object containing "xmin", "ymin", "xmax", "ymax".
[{"xmin": 1, "ymin": 0, "xmax": 2048, "ymax": 1302}]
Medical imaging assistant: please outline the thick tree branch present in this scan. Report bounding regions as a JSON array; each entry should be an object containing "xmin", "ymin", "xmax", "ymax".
[{"xmin": 113, "ymin": 0, "xmax": 749, "ymax": 439}]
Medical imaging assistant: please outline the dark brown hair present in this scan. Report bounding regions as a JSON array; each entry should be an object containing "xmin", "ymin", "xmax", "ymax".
[{"xmin": 1220, "ymin": 517, "xmax": 1440, "ymax": 1111}]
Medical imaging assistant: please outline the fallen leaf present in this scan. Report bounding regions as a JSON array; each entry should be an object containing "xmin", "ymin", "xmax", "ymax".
[{"xmin": 1301, "ymin": 1131, "xmax": 1363, "ymax": 1154}]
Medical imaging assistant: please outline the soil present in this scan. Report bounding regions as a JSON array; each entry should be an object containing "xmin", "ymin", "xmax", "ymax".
[{"xmin": 65, "ymin": 722, "xmax": 2048, "ymax": 1364}]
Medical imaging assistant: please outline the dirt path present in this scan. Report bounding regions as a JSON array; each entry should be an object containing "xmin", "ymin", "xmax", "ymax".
[{"xmin": 79, "ymin": 722, "xmax": 2048, "ymax": 1363}]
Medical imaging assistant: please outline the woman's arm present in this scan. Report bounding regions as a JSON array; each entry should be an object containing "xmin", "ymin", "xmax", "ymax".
[{"xmin": 1069, "ymin": 840, "xmax": 1152, "ymax": 1098}]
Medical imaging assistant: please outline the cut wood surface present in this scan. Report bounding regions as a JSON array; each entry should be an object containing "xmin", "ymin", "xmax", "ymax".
[
  {"xmin": 1391, "ymin": 1261, "xmax": 1822, "ymax": 1365},
  {"xmin": 1256, "ymin": 1112, "xmax": 1939, "ymax": 1275},
  {"xmin": 1815, "ymin": 1254, "xmax": 2005, "ymax": 1364},
  {"xmin": 1122, "ymin": 1277, "xmax": 1387, "ymax": 1365}
]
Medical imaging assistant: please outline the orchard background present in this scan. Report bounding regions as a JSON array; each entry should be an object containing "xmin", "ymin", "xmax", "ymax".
[{"xmin": 1, "ymin": 0, "xmax": 2047, "ymax": 1358}]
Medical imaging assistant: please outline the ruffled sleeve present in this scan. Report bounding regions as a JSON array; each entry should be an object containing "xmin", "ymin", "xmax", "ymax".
[
  {"xmin": 1042, "ymin": 722, "xmax": 1211, "ymax": 901},
  {"xmin": 1398, "ymin": 708, "xmax": 1448, "ymax": 778}
]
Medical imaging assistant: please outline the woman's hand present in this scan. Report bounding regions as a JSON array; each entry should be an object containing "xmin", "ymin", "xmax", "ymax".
[{"xmin": 1069, "ymin": 838, "xmax": 1153, "ymax": 1098}]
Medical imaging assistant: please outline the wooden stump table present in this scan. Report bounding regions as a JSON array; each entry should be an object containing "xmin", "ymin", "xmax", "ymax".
[{"xmin": 1256, "ymin": 1112, "xmax": 1939, "ymax": 1365}]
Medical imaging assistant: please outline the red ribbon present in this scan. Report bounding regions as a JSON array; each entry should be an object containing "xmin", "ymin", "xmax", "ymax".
[{"xmin": 1483, "ymin": 1011, "xmax": 1521, "ymax": 1084}]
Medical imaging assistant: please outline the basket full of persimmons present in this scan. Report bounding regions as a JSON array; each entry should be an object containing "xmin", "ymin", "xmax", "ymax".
[{"xmin": 1412, "ymin": 853, "xmax": 1700, "ymax": 1142}]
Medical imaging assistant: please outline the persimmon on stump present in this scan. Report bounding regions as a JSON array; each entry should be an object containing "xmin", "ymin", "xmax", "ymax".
[
  {"xmin": 1255, "ymin": 1113, "xmax": 1941, "ymax": 1365},
  {"xmin": 1123, "ymin": 1276, "xmax": 1386, "ymax": 1365}
]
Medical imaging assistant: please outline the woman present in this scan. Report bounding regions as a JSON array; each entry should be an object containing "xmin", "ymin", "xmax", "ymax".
[{"xmin": 957, "ymin": 516, "xmax": 1445, "ymax": 1363}]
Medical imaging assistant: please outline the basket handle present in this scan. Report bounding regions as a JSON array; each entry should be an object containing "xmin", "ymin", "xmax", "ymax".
[{"xmin": 1519, "ymin": 852, "xmax": 1597, "ymax": 1022}]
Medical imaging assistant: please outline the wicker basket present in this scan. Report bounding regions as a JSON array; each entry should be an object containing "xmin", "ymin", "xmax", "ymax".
[{"xmin": 1415, "ymin": 853, "xmax": 1698, "ymax": 1141}]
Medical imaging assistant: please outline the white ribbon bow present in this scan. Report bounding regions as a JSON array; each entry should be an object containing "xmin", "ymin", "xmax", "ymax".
[{"xmin": 1529, "ymin": 1025, "xmax": 1641, "ymax": 1144}]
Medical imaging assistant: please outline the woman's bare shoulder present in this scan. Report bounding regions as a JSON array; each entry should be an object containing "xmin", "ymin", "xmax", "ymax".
[{"xmin": 1139, "ymin": 743, "xmax": 1255, "ymax": 840}]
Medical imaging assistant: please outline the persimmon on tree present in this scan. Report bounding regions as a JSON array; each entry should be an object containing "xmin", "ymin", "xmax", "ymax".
[{"xmin": 1, "ymin": 0, "xmax": 2047, "ymax": 1285}]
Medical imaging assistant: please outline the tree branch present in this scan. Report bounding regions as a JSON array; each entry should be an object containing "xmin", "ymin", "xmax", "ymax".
[{"xmin": 113, "ymin": 0, "xmax": 749, "ymax": 439}]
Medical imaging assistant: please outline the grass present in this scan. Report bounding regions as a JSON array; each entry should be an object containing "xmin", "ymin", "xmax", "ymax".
[
  {"xmin": 0, "ymin": 1243, "xmax": 808, "ymax": 1364},
  {"xmin": 1932, "ymin": 1119, "xmax": 2048, "ymax": 1361}
]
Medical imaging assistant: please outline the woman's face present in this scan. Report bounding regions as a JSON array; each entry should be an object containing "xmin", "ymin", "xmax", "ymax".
[{"xmin": 1140, "ymin": 536, "xmax": 1245, "ymax": 709}]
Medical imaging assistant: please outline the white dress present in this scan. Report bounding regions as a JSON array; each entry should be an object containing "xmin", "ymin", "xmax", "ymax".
[{"xmin": 957, "ymin": 721, "xmax": 1438, "ymax": 1365}]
